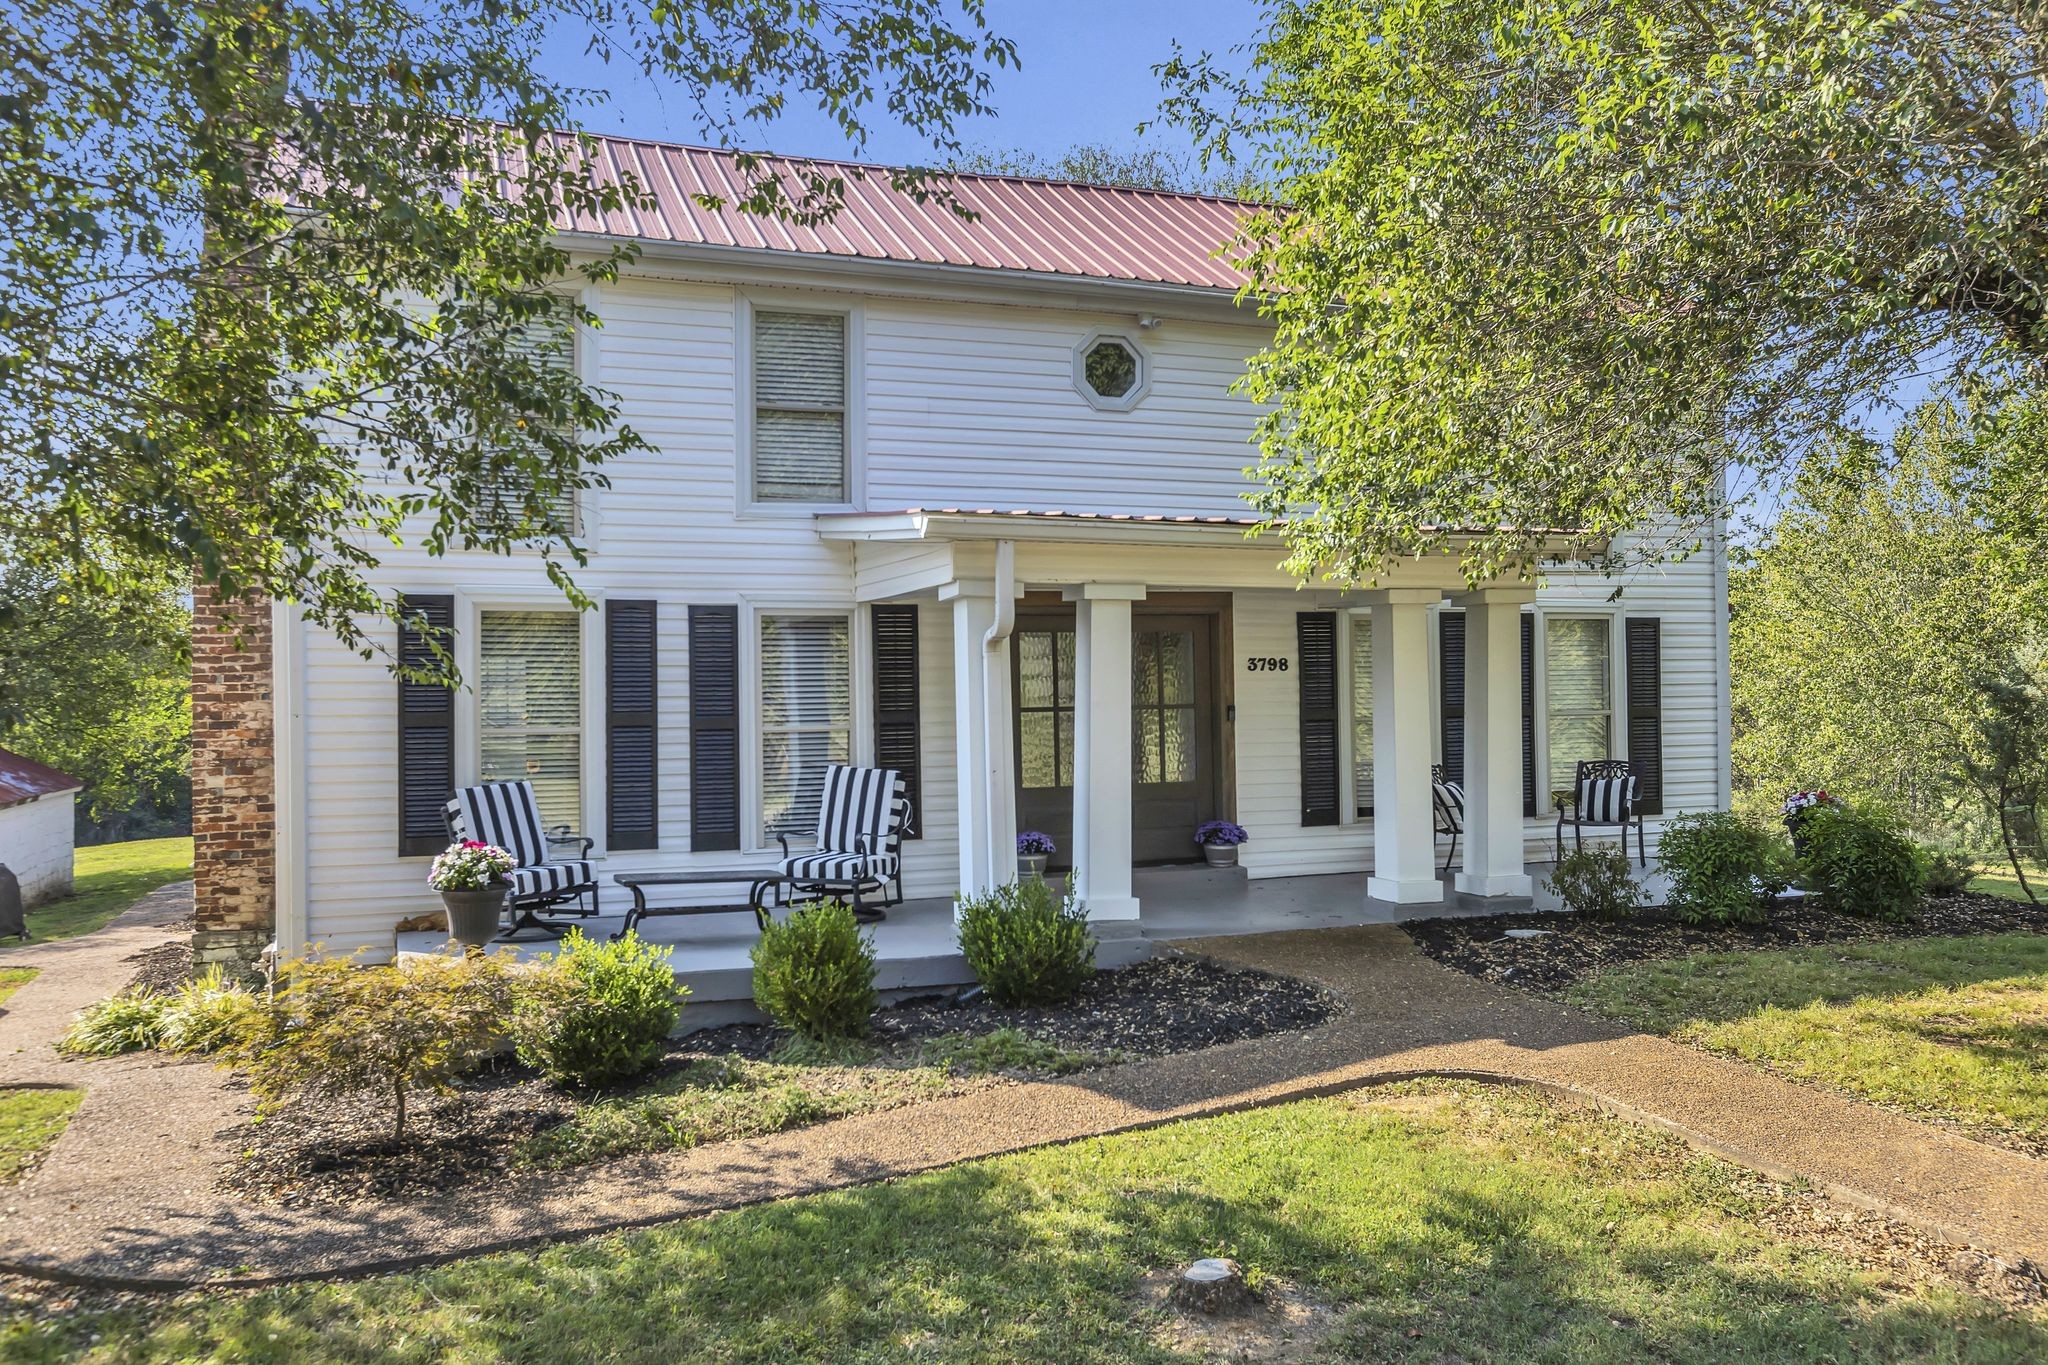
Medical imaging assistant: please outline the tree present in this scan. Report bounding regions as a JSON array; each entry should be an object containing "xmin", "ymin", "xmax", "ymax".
[
  {"xmin": 948, "ymin": 142, "xmax": 1249, "ymax": 196},
  {"xmin": 1159, "ymin": 0, "xmax": 2048, "ymax": 582},
  {"xmin": 4, "ymin": 1, "xmax": 1015, "ymax": 667},
  {"xmin": 1728, "ymin": 400, "xmax": 2047, "ymax": 857},
  {"xmin": 0, "ymin": 552, "xmax": 191, "ymax": 838}
]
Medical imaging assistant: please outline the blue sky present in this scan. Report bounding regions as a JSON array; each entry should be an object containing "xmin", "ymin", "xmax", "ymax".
[{"xmin": 542, "ymin": 0, "xmax": 1259, "ymax": 166}]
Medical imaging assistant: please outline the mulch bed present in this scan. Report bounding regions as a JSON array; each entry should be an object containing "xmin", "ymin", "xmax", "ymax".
[
  {"xmin": 216, "ymin": 952, "xmax": 1338, "ymax": 1209},
  {"xmin": 1407, "ymin": 890, "xmax": 2045, "ymax": 994},
  {"xmin": 122, "ymin": 939, "xmax": 194, "ymax": 996}
]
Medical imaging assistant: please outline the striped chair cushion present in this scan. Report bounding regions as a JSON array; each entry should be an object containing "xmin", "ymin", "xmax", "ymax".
[
  {"xmin": 812, "ymin": 764, "xmax": 902, "ymax": 855},
  {"xmin": 510, "ymin": 860, "xmax": 593, "ymax": 899},
  {"xmin": 1432, "ymin": 780, "xmax": 1465, "ymax": 833},
  {"xmin": 1575, "ymin": 775, "xmax": 1637, "ymax": 824},
  {"xmin": 780, "ymin": 850, "xmax": 900, "ymax": 883},
  {"xmin": 455, "ymin": 781, "xmax": 550, "ymax": 868}
]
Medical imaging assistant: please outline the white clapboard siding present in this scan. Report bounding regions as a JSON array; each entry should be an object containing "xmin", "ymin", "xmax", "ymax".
[{"xmin": 293, "ymin": 270, "xmax": 1727, "ymax": 956}]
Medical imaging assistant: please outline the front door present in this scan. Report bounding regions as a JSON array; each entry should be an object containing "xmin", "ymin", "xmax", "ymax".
[{"xmin": 1011, "ymin": 609, "xmax": 1221, "ymax": 868}]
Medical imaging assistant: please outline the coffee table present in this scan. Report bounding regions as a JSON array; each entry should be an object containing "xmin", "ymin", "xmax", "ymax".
[{"xmin": 611, "ymin": 870, "xmax": 794, "ymax": 940}]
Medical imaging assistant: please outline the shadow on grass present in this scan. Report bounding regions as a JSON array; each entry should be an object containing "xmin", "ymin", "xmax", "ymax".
[{"xmin": 9, "ymin": 1091, "xmax": 2042, "ymax": 1364}]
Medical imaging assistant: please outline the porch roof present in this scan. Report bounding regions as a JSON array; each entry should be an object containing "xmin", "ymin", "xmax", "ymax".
[{"xmin": 815, "ymin": 507, "xmax": 1603, "ymax": 555}]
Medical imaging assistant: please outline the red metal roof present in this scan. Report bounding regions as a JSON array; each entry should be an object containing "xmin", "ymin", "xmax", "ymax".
[
  {"xmin": 558, "ymin": 140, "xmax": 1256, "ymax": 292},
  {"xmin": 0, "ymin": 748, "xmax": 82, "ymax": 810}
]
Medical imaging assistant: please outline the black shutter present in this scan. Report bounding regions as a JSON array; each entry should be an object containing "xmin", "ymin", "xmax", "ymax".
[
  {"xmin": 871, "ymin": 604, "xmax": 922, "ymax": 838},
  {"xmin": 1522, "ymin": 612, "xmax": 1537, "ymax": 816},
  {"xmin": 606, "ymin": 600, "xmax": 659, "ymax": 851},
  {"xmin": 687, "ymin": 605, "xmax": 741, "ymax": 852},
  {"xmin": 396, "ymin": 594, "xmax": 455, "ymax": 857},
  {"xmin": 1626, "ymin": 617, "xmax": 1664, "ymax": 815},
  {"xmin": 1438, "ymin": 611, "xmax": 1465, "ymax": 789},
  {"xmin": 1297, "ymin": 612, "xmax": 1340, "ymax": 827}
]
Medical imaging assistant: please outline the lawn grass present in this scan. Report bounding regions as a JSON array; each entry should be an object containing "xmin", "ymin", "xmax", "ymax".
[
  {"xmin": 0, "ymin": 1088, "xmax": 83, "ymax": 1185},
  {"xmin": 0, "ymin": 967, "xmax": 38, "ymax": 1006},
  {"xmin": 7, "ymin": 1083, "xmax": 2042, "ymax": 1363},
  {"xmin": 1969, "ymin": 859, "xmax": 2048, "ymax": 904},
  {"xmin": 5, "ymin": 837, "xmax": 193, "ymax": 947},
  {"xmin": 1566, "ymin": 932, "xmax": 2048, "ymax": 1149}
]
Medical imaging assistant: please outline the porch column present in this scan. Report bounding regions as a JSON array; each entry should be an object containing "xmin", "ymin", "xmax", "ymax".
[
  {"xmin": 943, "ymin": 580, "xmax": 1003, "ymax": 898},
  {"xmin": 1454, "ymin": 586, "xmax": 1537, "ymax": 898},
  {"xmin": 1065, "ymin": 583, "xmax": 1146, "ymax": 920},
  {"xmin": 1365, "ymin": 589, "xmax": 1445, "ymax": 905}
]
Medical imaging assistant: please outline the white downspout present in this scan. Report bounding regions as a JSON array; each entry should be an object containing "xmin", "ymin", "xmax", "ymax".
[{"xmin": 982, "ymin": 540, "xmax": 1017, "ymax": 883}]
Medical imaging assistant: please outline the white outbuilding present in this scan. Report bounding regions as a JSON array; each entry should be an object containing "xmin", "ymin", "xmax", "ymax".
[{"xmin": 0, "ymin": 748, "xmax": 83, "ymax": 908}]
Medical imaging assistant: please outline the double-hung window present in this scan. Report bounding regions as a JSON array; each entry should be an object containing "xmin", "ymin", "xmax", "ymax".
[
  {"xmin": 759, "ymin": 613, "xmax": 852, "ymax": 843},
  {"xmin": 751, "ymin": 310, "xmax": 848, "ymax": 503},
  {"xmin": 1545, "ymin": 616, "xmax": 1613, "ymax": 793},
  {"xmin": 491, "ymin": 308, "xmax": 582, "ymax": 536},
  {"xmin": 478, "ymin": 610, "xmax": 583, "ymax": 831}
]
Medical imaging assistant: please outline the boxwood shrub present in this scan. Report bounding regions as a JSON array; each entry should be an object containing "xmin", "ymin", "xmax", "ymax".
[
  {"xmin": 1544, "ymin": 846, "xmax": 1645, "ymax": 923},
  {"xmin": 955, "ymin": 878, "xmax": 1096, "ymax": 1006},
  {"xmin": 1656, "ymin": 811, "xmax": 1790, "ymax": 927},
  {"xmin": 514, "ymin": 930, "xmax": 686, "ymax": 1089},
  {"xmin": 751, "ymin": 901, "xmax": 878, "ymax": 1041}
]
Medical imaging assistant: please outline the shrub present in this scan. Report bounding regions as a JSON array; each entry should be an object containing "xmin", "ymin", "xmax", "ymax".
[
  {"xmin": 751, "ymin": 901, "xmax": 878, "ymax": 1042},
  {"xmin": 1657, "ymin": 811, "xmax": 1789, "ymax": 927},
  {"xmin": 955, "ymin": 878, "xmax": 1097, "ymax": 1006},
  {"xmin": 1800, "ymin": 806, "xmax": 1924, "ymax": 922},
  {"xmin": 513, "ymin": 930, "xmax": 686, "ymax": 1089},
  {"xmin": 226, "ymin": 949, "xmax": 516, "ymax": 1142},
  {"xmin": 1544, "ymin": 846, "xmax": 1645, "ymax": 923},
  {"xmin": 1917, "ymin": 845, "xmax": 1975, "ymax": 898},
  {"xmin": 158, "ymin": 965, "xmax": 263, "ymax": 1055},
  {"xmin": 57, "ymin": 990, "xmax": 168, "ymax": 1056}
]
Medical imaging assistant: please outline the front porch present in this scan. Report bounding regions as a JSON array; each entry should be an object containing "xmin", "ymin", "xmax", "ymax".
[{"xmin": 396, "ymin": 859, "xmax": 1668, "ymax": 1018}]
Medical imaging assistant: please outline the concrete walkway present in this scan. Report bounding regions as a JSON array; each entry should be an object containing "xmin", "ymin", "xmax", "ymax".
[{"xmin": 1, "ymin": 908, "xmax": 2043, "ymax": 1289}]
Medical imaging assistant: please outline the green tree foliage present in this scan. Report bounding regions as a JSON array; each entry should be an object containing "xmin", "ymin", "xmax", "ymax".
[
  {"xmin": 1729, "ymin": 402, "xmax": 2047, "ymax": 847},
  {"xmin": 0, "ymin": 553, "xmax": 190, "ymax": 835},
  {"xmin": 1159, "ymin": 0, "xmax": 2048, "ymax": 580},
  {"xmin": 4, "ymin": 2, "xmax": 1014, "ymax": 666}
]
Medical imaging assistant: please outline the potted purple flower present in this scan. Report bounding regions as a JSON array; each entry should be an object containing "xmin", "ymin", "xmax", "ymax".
[
  {"xmin": 428, "ymin": 839, "xmax": 516, "ymax": 947},
  {"xmin": 1195, "ymin": 820, "xmax": 1249, "ymax": 868},
  {"xmin": 1016, "ymin": 831, "xmax": 1056, "ymax": 881}
]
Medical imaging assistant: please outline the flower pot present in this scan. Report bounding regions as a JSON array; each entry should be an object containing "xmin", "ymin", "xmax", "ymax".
[
  {"xmin": 439, "ymin": 887, "xmax": 507, "ymax": 947},
  {"xmin": 1018, "ymin": 853, "xmax": 1049, "ymax": 881},
  {"xmin": 1201, "ymin": 842, "xmax": 1239, "ymax": 868}
]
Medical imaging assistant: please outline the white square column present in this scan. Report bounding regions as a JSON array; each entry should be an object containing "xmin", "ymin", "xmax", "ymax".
[
  {"xmin": 1064, "ymin": 583, "xmax": 1145, "ymax": 921},
  {"xmin": 1454, "ymin": 586, "xmax": 1537, "ymax": 898},
  {"xmin": 944, "ymin": 580, "xmax": 1003, "ymax": 898},
  {"xmin": 1365, "ymin": 588, "xmax": 1446, "ymax": 905}
]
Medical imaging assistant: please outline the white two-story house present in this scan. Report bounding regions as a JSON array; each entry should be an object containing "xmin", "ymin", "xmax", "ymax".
[{"xmin": 193, "ymin": 139, "xmax": 1731, "ymax": 973}]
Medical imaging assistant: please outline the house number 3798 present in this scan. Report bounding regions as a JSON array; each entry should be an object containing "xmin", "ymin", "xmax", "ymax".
[{"xmin": 1246, "ymin": 657, "xmax": 1290, "ymax": 672}]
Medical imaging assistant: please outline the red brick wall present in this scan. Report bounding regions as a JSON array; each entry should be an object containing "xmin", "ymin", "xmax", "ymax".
[{"xmin": 191, "ymin": 583, "xmax": 276, "ymax": 963}]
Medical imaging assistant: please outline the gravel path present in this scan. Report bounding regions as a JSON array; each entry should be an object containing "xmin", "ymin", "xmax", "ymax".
[{"xmin": 1, "ymin": 910, "xmax": 2043, "ymax": 1289}]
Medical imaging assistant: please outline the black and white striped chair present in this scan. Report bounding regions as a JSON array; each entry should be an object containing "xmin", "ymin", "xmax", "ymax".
[
  {"xmin": 1558, "ymin": 759, "xmax": 1646, "ymax": 865},
  {"xmin": 444, "ymin": 780, "xmax": 598, "ymax": 940},
  {"xmin": 1431, "ymin": 764, "xmax": 1465, "ymax": 874},
  {"xmin": 775, "ymin": 764, "xmax": 906, "ymax": 923}
]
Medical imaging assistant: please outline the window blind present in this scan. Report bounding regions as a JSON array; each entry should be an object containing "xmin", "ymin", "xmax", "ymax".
[
  {"xmin": 493, "ymin": 315, "xmax": 580, "ymax": 534},
  {"xmin": 760, "ymin": 613, "xmax": 851, "ymax": 842},
  {"xmin": 753, "ymin": 311, "xmax": 846, "ymax": 503},
  {"xmin": 1349, "ymin": 614, "xmax": 1373, "ymax": 818},
  {"xmin": 479, "ymin": 610, "xmax": 582, "ymax": 832},
  {"xmin": 1545, "ymin": 616, "xmax": 1611, "ymax": 793}
]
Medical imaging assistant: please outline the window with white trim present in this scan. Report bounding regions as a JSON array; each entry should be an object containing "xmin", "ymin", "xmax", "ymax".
[
  {"xmin": 1349, "ymin": 613, "xmax": 1374, "ymax": 818},
  {"xmin": 1545, "ymin": 615, "xmax": 1612, "ymax": 792},
  {"xmin": 478, "ymin": 609, "xmax": 583, "ymax": 832},
  {"xmin": 490, "ymin": 310, "xmax": 581, "ymax": 535},
  {"xmin": 759, "ymin": 613, "xmax": 852, "ymax": 843},
  {"xmin": 751, "ymin": 310, "xmax": 848, "ymax": 503}
]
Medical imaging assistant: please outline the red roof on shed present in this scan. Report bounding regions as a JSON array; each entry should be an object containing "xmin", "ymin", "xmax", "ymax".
[
  {"xmin": 556, "ymin": 139, "xmax": 1256, "ymax": 292},
  {"xmin": 0, "ymin": 748, "xmax": 81, "ymax": 810}
]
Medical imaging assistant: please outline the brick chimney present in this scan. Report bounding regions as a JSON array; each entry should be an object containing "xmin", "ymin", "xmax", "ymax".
[{"xmin": 190, "ymin": 583, "xmax": 277, "ymax": 966}]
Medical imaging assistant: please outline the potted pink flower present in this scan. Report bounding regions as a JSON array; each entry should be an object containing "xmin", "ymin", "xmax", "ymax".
[
  {"xmin": 428, "ymin": 840, "xmax": 515, "ymax": 947},
  {"xmin": 1781, "ymin": 789, "xmax": 1842, "ymax": 857}
]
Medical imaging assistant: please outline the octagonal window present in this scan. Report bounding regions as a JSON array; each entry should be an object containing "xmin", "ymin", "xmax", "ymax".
[{"xmin": 1083, "ymin": 338, "xmax": 1139, "ymax": 399}]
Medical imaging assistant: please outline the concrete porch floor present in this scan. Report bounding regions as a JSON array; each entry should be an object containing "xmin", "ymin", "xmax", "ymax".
[{"xmin": 396, "ymin": 857, "xmax": 1669, "ymax": 1018}]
